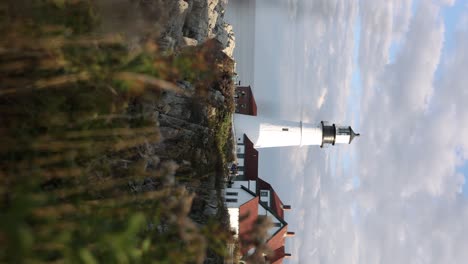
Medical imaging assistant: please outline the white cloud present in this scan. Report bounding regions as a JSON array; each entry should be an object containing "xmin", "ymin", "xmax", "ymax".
[
  {"xmin": 288, "ymin": 0, "xmax": 468, "ymax": 263},
  {"xmin": 354, "ymin": 0, "xmax": 468, "ymax": 263},
  {"xmin": 316, "ymin": 88, "xmax": 327, "ymax": 109},
  {"xmin": 438, "ymin": 0, "xmax": 456, "ymax": 6}
]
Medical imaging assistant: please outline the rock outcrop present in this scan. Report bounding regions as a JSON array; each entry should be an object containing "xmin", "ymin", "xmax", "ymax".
[
  {"xmin": 133, "ymin": 2, "xmax": 235, "ymax": 262},
  {"xmin": 101, "ymin": 0, "xmax": 235, "ymax": 57},
  {"xmin": 156, "ymin": 0, "xmax": 235, "ymax": 57}
]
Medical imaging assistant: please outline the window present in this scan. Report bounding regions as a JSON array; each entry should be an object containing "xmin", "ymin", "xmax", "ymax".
[
  {"xmin": 260, "ymin": 191, "xmax": 268, "ymax": 197},
  {"xmin": 226, "ymin": 198, "xmax": 237, "ymax": 203},
  {"xmin": 238, "ymin": 166, "xmax": 244, "ymax": 171},
  {"xmin": 237, "ymin": 153, "xmax": 245, "ymax": 158},
  {"xmin": 274, "ymin": 222, "xmax": 282, "ymax": 227},
  {"xmin": 338, "ymin": 127, "xmax": 349, "ymax": 135},
  {"xmin": 226, "ymin": 192, "xmax": 238, "ymax": 196},
  {"xmin": 282, "ymin": 128, "xmax": 289, "ymax": 131},
  {"xmin": 241, "ymin": 104, "xmax": 246, "ymax": 108}
]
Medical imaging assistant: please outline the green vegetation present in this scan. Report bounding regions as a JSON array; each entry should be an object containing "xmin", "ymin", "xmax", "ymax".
[{"xmin": 0, "ymin": 1, "xmax": 236, "ymax": 263}]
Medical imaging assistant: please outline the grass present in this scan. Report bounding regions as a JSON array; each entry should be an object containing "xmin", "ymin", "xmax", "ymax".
[{"xmin": 0, "ymin": 1, "xmax": 237, "ymax": 263}]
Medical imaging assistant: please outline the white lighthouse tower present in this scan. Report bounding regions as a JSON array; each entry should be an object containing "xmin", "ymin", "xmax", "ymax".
[{"xmin": 234, "ymin": 114, "xmax": 360, "ymax": 148}]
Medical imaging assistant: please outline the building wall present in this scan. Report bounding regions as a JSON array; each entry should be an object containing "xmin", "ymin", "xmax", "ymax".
[
  {"xmin": 235, "ymin": 138, "xmax": 245, "ymax": 177},
  {"xmin": 230, "ymin": 180, "xmax": 256, "ymax": 192},
  {"xmin": 235, "ymin": 86, "xmax": 257, "ymax": 116},
  {"xmin": 236, "ymin": 132, "xmax": 245, "ymax": 145},
  {"xmin": 228, "ymin": 208, "xmax": 240, "ymax": 236},
  {"xmin": 234, "ymin": 135, "xmax": 258, "ymax": 180},
  {"xmin": 259, "ymin": 189, "xmax": 270, "ymax": 206},
  {"xmin": 225, "ymin": 188, "xmax": 254, "ymax": 208}
]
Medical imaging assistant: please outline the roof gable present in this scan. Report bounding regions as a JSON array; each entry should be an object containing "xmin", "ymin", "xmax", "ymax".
[
  {"xmin": 257, "ymin": 178, "xmax": 285, "ymax": 218},
  {"xmin": 244, "ymin": 135, "xmax": 259, "ymax": 181}
]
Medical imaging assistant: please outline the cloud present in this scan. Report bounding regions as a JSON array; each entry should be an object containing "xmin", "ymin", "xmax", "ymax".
[
  {"xmin": 230, "ymin": 0, "xmax": 468, "ymax": 263},
  {"xmin": 288, "ymin": 0, "xmax": 468, "ymax": 263},
  {"xmin": 316, "ymin": 88, "xmax": 327, "ymax": 109},
  {"xmin": 358, "ymin": 0, "xmax": 413, "ymax": 113},
  {"xmin": 438, "ymin": 0, "xmax": 456, "ymax": 6},
  {"xmin": 353, "ymin": 1, "xmax": 468, "ymax": 263}
]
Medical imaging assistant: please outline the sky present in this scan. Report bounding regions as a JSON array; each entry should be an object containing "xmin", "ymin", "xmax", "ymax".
[{"xmin": 227, "ymin": 0, "xmax": 468, "ymax": 263}]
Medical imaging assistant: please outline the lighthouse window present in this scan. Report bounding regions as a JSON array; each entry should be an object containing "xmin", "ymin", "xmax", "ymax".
[
  {"xmin": 338, "ymin": 128, "xmax": 349, "ymax": 134},
  {"xmin": 282, "ymin": 128, "xmax": 289, "ymax": 131}
]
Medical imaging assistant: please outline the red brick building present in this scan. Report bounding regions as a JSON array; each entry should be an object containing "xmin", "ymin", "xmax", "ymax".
[{"xmin": 235, "ymin": 85, "xmax": 257, "ymax": 116}]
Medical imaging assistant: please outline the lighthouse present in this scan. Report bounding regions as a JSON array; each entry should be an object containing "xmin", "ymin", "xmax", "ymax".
[
  {"xmin": 234, "ymin": 114, "xmax": 360, "ymax": 148},
  {"xmin": 226, "ymin": 86, "xmax": 357, "ymax": 262}
]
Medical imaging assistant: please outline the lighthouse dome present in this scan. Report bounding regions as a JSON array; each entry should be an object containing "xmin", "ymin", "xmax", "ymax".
[{"xmin": 335, "ymin": 125, "xmax": 360, "ymax": 144}]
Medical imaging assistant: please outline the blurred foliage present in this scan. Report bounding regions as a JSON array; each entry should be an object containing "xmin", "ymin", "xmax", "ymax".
[
  {"xmin": 240, "ymin": 216, "xmax": 274, "ymax": 264},
  {"xmin": 0, "ymin": 0, "xmax": 235, "ymax": 263}
]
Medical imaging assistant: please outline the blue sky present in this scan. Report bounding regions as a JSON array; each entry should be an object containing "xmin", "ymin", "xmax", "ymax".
[
  {"xmin": 436, "ymin": 0, "xmax": 468, "ymax": 197},
  {"xmin": 440, "ymin": 0, "xmax": 468, "ymax": 195},
  {"xmin": 442, "ymin": 0, "xmax": 466, "ymax": 53},
  {"xmin": 446, "ymin": 2, "xmax": 468, "ymax": 196}
]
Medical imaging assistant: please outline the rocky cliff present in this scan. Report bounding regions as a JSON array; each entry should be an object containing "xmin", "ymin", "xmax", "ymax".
[
  {"xmin": 147, "ymin": 2, "xmax": 237, "ymax": 262},
  {"xmin": 151, "ymin": 0, "xmax": 235, "ymax": 57},
  {"xmin": 103, "ymin": 0, "xmax": 237, "ymax": 261}
]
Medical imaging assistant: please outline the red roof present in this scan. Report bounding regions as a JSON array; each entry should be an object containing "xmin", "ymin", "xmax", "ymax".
[
  {"xmin": 244, "ymin": 135, "xmax": 259, "ymax": 181},
  {"xmin": 236, "ymin": 185, "xmax": 291, "ymax": 263},
  {"xmin": 257, "ymin": 178, "xmax": 285, "ymax": 218},
  {"xmin": 268, "ymin": 240, "xmax": 287, "ymax": 264},
  {"xmin": 238, "ymin": 196, "xmax": 289, "ymax": 264},
  {"xmin": 248, "ymin": 87, "xmax": 257, "ymax": 116},
  {"xmin": 239, "ymin": 197, "xmax": 260, "ymax": 255},
  {"xmin": 259, "ymin": 202, "xmax": 288, "ymax": 264}
]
